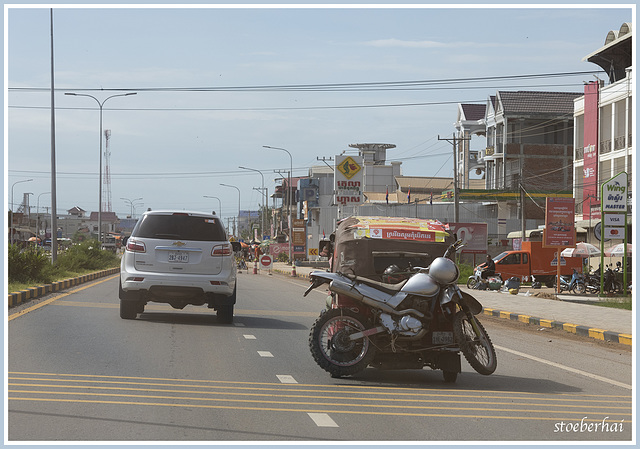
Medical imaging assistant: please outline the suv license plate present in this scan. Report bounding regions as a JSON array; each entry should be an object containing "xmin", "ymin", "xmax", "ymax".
[
  {"xmin": 168, "ymin": 251, "xmax": 189, "ymax": 263},
  {"xmin": 432, "ymin": 331, "xmax": 454, "ymax": 345}
]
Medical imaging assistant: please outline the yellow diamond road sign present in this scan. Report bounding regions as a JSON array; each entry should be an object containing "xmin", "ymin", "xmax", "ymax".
[{"xmin": 337, "ymin": 156, "xmax": 361, "ymax": 179}]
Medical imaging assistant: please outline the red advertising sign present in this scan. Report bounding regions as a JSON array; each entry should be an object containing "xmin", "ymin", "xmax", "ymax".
[
  {"xmin": 544, "ymin": 197, "xmax": 576, "ymax": 247},
  {"xmin": 446, "ymin": 223, "xmax": 488, "ymax": 254},
  {"xmin": 583, "ymin": 82, "xmax": 600, "ymax": 219}
]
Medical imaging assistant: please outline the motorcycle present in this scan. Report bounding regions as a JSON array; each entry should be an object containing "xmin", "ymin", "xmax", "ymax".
[
  {"xmin": 585, "ymin": 271, "xmax": 600, "ymax": 294},
  {"xmin": 556, "ymin": 269, "xmax": 586, "ymax": 294},
  {"xmin": 304, "ymin": 239, "xmax": 497, "ymax": 383},
  {"xmin": 603, "ymin": 265, "xmax": 622, "ymax": 294},
  {"xmin": 584, "ymin": 266, "xmax": 623, "ymax": 294},
  {"xmin": 467, "ymin": 266, "xmax": 502, "ymax": 290}
]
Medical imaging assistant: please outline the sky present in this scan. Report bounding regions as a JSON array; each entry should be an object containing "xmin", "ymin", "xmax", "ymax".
[{"xmin": 5, "ymin": 3, "xmax": 634, "ymax": 230}]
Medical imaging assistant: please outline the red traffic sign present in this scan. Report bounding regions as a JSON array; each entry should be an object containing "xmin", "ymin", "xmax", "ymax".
[{"xmin": 260, "ymin": 255, "xmax": 273, "ymax": 269}]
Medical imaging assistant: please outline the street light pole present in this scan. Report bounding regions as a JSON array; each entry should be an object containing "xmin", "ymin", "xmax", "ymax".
[
  {"xmin": 263, "ymin": 145, "xmax": 293, "ymax": 263},
  {"xmin": 36, "ymin": 191, "xmax": 51, "ymax": 244},
  {"xmin": 203, "ymin": 195, "xmax": 222, "ymax": 217},
  {"xmin": 121, "ymin": 197, "xmax": 143, "ymax": 218},
  {"xmin": 220, "ymin": 184, "xmax": 240, "ymax": 238},
  {"xmin": 65, "ymin": 92, "xmax": 136, "ymax": 244},
  {"xmin": 239, "ymin": 166, "xmax": 266, "ymax": 239},
  {"xmin": 10, "ymin": 178, "xmax": 33, "ymax": 245}
]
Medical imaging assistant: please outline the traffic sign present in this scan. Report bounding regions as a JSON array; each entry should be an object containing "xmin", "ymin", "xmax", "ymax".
[{"xmin": 260, "ymin": 255, "xmax": 273, "ymax": 270}]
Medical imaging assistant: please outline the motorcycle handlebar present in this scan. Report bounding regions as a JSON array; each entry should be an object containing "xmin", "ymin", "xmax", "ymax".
[{"xmin": 444, "ymin": 239, "xmax": 465, "ymax": 258}]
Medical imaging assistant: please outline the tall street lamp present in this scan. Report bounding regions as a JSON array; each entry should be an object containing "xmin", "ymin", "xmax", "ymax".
[
  {"xmin": 263, "ymin": 145, "xmax": 293, "ymax": 263},
  {"xmin": 203, "ymin": 195, "xmax": 222, "ymax": 216},
  {"xmin": 121, "ymin": 197, "xmax": 143, "ymax": 218},
  {"xmin": 239, "ymin": 166, "xmax": 267, "ymax": 239},
  {"xmin": 36, "ymin": 191, "xmax": 51, "ymax": 244},
  {"xmin": 220, "ymin": 184, "xmax": 240, "ymax": 238},
  {"xmin": 10, "ymin": 178, "xmax": 33, "ymax": 245},
  {"xmin": 65, "ymin": 92, "xmax": 137, "ymax": 244}
]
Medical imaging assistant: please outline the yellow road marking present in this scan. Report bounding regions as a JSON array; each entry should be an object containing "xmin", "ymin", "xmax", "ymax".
[
  {"xmin": 8, "ymin": 389, "xmax": 632, "ymax": 417},
  {"xmin": 8, "ymin": 373, "xmax": 631, "ymax": 401},
  {"xmin": 7, "ymin": 397, "xmax": 632, "ymax": 423},
  {"xmin": 7, "ymin": 383, "xmax": 632, "ymax": 410}
]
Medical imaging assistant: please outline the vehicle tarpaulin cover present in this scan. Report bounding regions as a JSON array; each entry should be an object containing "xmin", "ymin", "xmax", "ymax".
[{"xmin": 332, "ymin": 216, "xmax": 453, "ymax": 280}]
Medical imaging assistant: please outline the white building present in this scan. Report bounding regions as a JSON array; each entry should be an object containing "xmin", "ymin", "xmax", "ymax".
[{"xmin": 573, "ymin": 22, "xmax": 633, "ymax": 238}]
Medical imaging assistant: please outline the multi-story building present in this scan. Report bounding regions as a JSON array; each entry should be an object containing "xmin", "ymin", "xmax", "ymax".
[
  {"xmin": 455, "ymin": 103, "xmax": 487, "ymax": 189},
  {"xmin": 573, "ymin": 22, "xmax": 633, "ymax": 239}
]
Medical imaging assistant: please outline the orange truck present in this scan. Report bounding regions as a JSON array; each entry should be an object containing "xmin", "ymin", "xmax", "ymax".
[{"xmin": 486, "ymin": 241, "xmax": 583, "ymax": 287}]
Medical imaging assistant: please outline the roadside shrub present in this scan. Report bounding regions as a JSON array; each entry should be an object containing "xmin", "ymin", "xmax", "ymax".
[
  {"xmin": 457, "ymin": 262, "xmax": 474, "ymax": 283},
  {"xmin": 55, "ymin": 240, "xmax": 119, "ymax": 271},
  {"xmin": 8, "ymin": 245, "xmax": 54, "ymax": 284},
  {"xmin": 276, "ymin": 252, "xmax": 289, "ymax": 263}
]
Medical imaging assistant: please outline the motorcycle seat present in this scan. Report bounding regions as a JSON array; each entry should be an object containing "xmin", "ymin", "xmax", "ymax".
[{"xmin": 347, "ymin": 274, "xmax": 408, "ymax": 294}]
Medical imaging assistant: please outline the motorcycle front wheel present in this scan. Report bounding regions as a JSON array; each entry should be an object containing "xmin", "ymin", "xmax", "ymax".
[
  {"xmin": 466, "ymin": 277, "xmax": 478, "ymax": 289},
  {"xmin": 571, "ymin": 282, "xmax": 586, "ymax": 295},
  {"xmin": 309, "ymin": 308, "xmax": 376, "ymax": 378},
  {"xmin": 453, "ymin": 311, "xmax": 497, "ymax": 375}
]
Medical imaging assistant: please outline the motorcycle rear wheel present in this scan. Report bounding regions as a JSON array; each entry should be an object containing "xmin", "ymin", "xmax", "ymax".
[
  {"xmin": 453, "ymin": 311, "xmax": 497, "ymax": 375},
  {"xmin": 309, "ymin": 308, "xmax": 376, "ymax": 378}
]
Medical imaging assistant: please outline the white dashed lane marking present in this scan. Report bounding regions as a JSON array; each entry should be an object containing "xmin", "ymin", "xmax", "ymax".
[
  {"xmin": 276, "ymin": 375, "xmax": 298, "ymax": 384},
  {"xmin": 308, "ymin": 413, "xmax": 339, "ymax": 427},
  {"xmin": 243, "ymin": 335, "xmax": 256, "ymax": 340},
  {"xmin": 257, "ymin": 351, "xmax": 274, "ymax": 357}
]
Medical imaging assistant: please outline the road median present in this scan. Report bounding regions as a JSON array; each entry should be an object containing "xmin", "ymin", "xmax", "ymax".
[{"xmin": 8, "ymin": 267, "xmax": 120, "ymax": 308}]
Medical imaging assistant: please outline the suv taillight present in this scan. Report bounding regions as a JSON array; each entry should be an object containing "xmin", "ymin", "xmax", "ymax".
[
  {"xmin": 212, "ymin": 244, "xmax": 231, "ymax": 256},
  {"xmin": 126, "ymin": 239, "xmax": 146, "ymax": 253}
]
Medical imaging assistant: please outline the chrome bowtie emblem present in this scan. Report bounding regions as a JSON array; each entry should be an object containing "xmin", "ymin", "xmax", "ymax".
[{"xmin": 173, "ymin": 241, "xmax": 187, "ymax": 247}]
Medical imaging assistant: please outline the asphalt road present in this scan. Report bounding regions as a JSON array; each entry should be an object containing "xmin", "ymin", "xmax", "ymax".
[{"xmin": 7, "ymin": 272, "xmax": 632, "ymax": 443}]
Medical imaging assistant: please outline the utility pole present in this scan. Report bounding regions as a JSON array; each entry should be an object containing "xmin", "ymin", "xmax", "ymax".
[
  {"xmin": 438, "ymin": 134, "xmax": 470, "ymax": 223},
  {"xmin": 317, "ymin": 156, "xmax": 334, "ymax": 170},
  {"xmin": 520, "ymin": 162, "xmax": 526, "ymax": 246}
]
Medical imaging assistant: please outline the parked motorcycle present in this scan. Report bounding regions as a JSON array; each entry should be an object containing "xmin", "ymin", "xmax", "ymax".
[
  {"xmin": 556, "ymin": 269, "xmax": 586, "ymax": 294},
  {"xmin": 584, "ymin": 266, "xmax": 623, "ymax": 294},
  {"xmin": 603, "ymin": 265, "xmax": 622, "ymax": 294},
  {"xmin": 585, "ymin": 272, "xmax": 600, "ymax": 294},
  {"xmin": 304, "ymin": 239, "xmax": 497, "ymax": 383}
]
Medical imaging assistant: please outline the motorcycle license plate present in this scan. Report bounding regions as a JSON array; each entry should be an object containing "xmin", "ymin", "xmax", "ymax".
[{"xmin": 432, "ymin": 331, "xmax": 454, "ymax": 345}]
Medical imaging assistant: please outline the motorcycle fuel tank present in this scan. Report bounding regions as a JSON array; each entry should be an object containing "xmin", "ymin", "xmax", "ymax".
[{"xmin": 401, "ymin": 272, "xmax": 440, "ymax": 296}]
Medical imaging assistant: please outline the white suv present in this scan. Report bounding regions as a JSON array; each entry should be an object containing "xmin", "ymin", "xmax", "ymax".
[{"xmin": 119, "ymin": 210, "xmax": 237, "ymax": 322}]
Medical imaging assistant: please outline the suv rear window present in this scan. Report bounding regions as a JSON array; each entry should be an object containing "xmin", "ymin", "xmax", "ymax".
[{"xmin": 133, "ymin": 214, "xmax": 227, "ymax": 242}]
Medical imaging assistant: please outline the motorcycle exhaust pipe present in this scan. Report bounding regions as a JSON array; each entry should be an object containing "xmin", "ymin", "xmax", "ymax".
[{"xmin": 329, "ymin": 280, "xmax": 424, "ymax": 318}]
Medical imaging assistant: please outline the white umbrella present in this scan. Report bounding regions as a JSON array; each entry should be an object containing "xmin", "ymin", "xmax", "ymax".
[
  {"xmin": 560, "ymin": 242, "xmax": 601, "ymax": 258},
  {"xmin": 604, "ymin": 243, "xmax": 632, "ymax": 257}
]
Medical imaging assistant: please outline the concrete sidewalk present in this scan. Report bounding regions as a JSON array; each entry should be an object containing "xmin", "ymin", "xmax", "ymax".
[{"xmin": 265, "ymin": 262, "xmax": 632, "ymax": 346}]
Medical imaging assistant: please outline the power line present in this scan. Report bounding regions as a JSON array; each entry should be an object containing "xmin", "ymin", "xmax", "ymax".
[{"xmin": 8, "ymin": 70, "xmax": 602, "ymax": 93}]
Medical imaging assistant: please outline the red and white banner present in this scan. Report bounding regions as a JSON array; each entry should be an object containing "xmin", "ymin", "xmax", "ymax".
[
  {"xmin": 370, "ymin": 229, "xmax": 436, "ymax": 241},
  {"xmin": 583, "ymin": 82, "xmax": 600, "ymax": 219}
]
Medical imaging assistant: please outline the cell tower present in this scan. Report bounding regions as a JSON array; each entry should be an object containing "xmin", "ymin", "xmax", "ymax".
[{"xmin": 103, "ymin": 129, "xmax": 112, "ymax": 212}]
